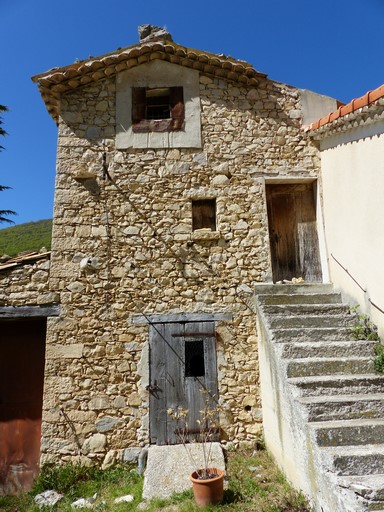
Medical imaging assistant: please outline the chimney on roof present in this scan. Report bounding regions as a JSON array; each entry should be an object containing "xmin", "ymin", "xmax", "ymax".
[{"xmin": 138, "ymin": 24, "xmax": 173, "ymax": 43}]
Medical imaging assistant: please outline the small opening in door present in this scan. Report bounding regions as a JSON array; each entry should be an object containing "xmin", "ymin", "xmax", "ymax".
[{"xmin": 185, "ymin": 339, "xmax": 205, "ymax": 377}]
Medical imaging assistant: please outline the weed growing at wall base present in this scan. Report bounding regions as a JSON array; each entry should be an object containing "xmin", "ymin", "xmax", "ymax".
[
  {"xmin": 350, "ymin": 306, "xmax": 380, "ymax": 341},
  {"xmin": 350, "ymin": 306, "xmax": 384, "ymax": 374},
  {"xmin": 374, "ymin": 343, "xmax": 384, "ymax": 373}
]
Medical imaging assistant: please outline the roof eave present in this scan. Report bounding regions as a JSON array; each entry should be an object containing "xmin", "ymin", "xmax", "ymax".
[
  {"xmin": 304, "ymin": 98, "xmax": 384, "ymax": 140},
  {"xmin": 32, "ymin": 40, "xmax": 267, "ymax": 124}
]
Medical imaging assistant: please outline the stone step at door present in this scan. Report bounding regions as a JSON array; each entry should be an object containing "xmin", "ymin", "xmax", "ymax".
[
  {"xmin": 255, "ymin": 283, "xmax": 336, "ymax": 296},
  {"xmin": 262, "ymin": 303, "xmax": 350, "ymax": 316}
]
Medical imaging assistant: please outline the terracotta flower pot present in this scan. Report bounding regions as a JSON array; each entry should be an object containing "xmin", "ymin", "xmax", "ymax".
[{"xmin": 190, "ymin": 467, "xmax": 224, "ymax": 507}]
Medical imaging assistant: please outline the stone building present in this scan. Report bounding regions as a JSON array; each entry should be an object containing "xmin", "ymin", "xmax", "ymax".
[{"xmin": 1, "ymin": 26, "xmax": 339, "ymax": 493}]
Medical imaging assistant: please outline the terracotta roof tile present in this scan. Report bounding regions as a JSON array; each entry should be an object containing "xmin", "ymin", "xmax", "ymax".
[
  {"xmin": 32, "ymin": 38, "xmax": 267, "ymax": 124},
  {"xmin": 308, "ymin": 83, "xmax": 384, "ymax": 132}
]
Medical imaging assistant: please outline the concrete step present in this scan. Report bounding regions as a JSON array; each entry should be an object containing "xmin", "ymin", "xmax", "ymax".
[
  {"xmin": 286, "ymin": 357, "xmax": 374, "ymax": 378},
  {"xmin": 257, "ymin": 292, "xmax": 342, "ymax": 306},
  {"xmin": 288, "ymin": 374, "xmax": 384, "ymax": 397},
  {"xmin": 338, "ymin": 474, "xmax": 384, "ymax": 506},
  {"xmin": 324, "ymin": 444, "xmax": 384, "ymax": 476},
  {"xmin": 269, "ymin": 314, "xmax": 355, "ymax": 329},
  {"xmin": 262, "ymin": 303, "xmax": 350, "ymax": 316},
  {"xmin": 281, "ymin": 340, "xmax": 377, "ymax": 359},
  {"xmin": 298, "ymin": 394, "xmax": 384, "ymax": 422},
  {"xmin": 311, "ymin": 419, "xmax": 384, "ymax": 447},
  {"xmin": 142, "ymin": 443, "xmax": 225, "ymax": 501},
  {"xmin": 255, "ymin": 283, "xmax": 335, "ymax": 296},
  {"xmin": 272, "ymin": 326, "xmax": 353, "ymax": 342}
]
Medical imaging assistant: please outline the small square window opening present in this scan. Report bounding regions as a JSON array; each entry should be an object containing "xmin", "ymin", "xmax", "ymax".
[
  {"xmin": 192, "ymin": 199, "xmax": 216, "ymax": 231},
  {"xmin": 132, "ymin": 86, "xmax": 184, "ymax": 133},
  {"xmin": 145, "ymin": 88, "xmax": 171, "ymax": 120}
]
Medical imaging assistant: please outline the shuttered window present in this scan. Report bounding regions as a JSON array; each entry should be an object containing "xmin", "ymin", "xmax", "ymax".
[
  {"xmin": 132, "ymin": 86, "xmax": 185, "ymax": 133},
  {"xmin": 192, "ymin": 199, "xmax": 216, "ymax": 231}
]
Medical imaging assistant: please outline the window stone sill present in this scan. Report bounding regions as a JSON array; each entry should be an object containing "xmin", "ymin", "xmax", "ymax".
[{"xmin": 191, "ymin": 229, "xmax": 221, "ymax": 241}]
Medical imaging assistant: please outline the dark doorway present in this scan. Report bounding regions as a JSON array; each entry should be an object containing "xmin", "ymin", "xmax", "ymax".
[
  {"xmin": 0, "ymin": 319, "xmax": 46, "ymax": 495},
  {"xmin": 266, "ymin": 182, "xmax": 322, "ymax": 283},
  {"xmin": 148, "ymin": 321, "xmax": 219, "ymax": 446}
]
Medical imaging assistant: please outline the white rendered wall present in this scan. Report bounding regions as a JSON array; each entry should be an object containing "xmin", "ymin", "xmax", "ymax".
[{"xmin": 320, "ymin": 120, "xmax": 384, "ymax": 335}]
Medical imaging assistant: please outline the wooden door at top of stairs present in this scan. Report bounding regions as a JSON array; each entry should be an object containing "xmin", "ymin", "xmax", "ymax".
[
  {"xmin": 266, "ymin": 183, "xmax": 322, "ymax": 283},
  {"xmin": 0, "ymin": 319, "xmax": 46, "ymax": 495},
  {"xmin": 148, "ymin": 321, "xmax": 219, "ymax": 446}
]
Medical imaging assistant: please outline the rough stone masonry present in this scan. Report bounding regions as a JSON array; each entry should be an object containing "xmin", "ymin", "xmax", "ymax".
[{"xmin": 26, "ymin": 33, "xmax": 330, "ymax": 468}]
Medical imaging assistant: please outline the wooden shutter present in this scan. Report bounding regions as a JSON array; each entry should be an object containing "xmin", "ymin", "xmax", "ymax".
[
  {"xmin": 170, "ymin": 87, "xmax": 185, "ymax": 131},
  {"xmin": 132, "ymin": 88, "xmax": 146, "ymax": 123}
]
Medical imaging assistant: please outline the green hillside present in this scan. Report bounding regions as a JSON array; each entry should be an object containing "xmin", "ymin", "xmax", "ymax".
[{"xmin": 0, "ymin": 219, "xmax": 52, "ymax": 257}]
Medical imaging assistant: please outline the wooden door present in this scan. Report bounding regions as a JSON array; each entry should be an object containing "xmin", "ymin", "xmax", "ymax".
[
  {"xmin": 0, "ymin": 319, "xmax": 46, "ymax": 495},
  {"xmin": 149, "ymin": 321, "xmax": 219, "ymax": 445},
  {"xmin": 266, "ymin": 183, "xmax": 322, "ymax": 283}
]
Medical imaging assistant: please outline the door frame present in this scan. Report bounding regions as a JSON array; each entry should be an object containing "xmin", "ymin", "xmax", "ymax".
[
  {"xmin": 0, "ymin": 304, "xmax": 59, "ymax": 495},
  {"xmin": 0, "ymin": 318, "xmax": 47, "ymax": 495},
  {"xmin": 132, "ymin": 312, "xmax": 232, "ymax": 445},
  {"xmin": 263, "ymin": 177, "xmax": 329, "ymax": 283}
]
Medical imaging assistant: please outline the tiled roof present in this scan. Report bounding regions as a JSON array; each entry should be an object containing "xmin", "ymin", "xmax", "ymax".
[
  {"xmin": 306, "ymin": 83, "xmax": 384, "ymax": 133},
  {"xmin": 0, "ymin": 251, "xmax": 50, "ymax": 272},
  {"xmin": 32, "ymin": 39, "xmax": 267, "ymax": 124}
]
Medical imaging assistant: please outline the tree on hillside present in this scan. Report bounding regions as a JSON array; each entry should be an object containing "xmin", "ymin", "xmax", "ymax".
[{"xmin": 0, "ymin": 104, "xmax": 16, "ymax": 224}]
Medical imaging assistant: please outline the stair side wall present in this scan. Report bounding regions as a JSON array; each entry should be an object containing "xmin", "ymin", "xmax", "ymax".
[{"xmin": 256, "ymin": 304, "xmax": 341, "ymax": 512}]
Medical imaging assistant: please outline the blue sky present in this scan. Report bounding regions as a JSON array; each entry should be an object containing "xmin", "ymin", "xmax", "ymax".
[{"xmin": 1, "ymin": 0, "xmax": 383, "ymax": 226}]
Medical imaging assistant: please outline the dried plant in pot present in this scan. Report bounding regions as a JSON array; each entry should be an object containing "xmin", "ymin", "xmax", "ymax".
[
  {"xmin": 167, "ymin": 393, "xmax": 224, "ymax": 507},
  {"xmin": 189, "ymin": 467, "xmax": 224, "ymax": 507}
]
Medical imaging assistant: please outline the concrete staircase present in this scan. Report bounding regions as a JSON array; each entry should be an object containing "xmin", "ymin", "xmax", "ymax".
[{"xmin": 255, "ymin": 283, "xmax": 384, "ymax": 512}]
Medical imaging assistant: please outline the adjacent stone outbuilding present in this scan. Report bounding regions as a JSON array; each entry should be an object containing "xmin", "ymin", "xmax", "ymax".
[{"xmin": 0, "ymin": 252, "xmax": 59, "ymax": 494}]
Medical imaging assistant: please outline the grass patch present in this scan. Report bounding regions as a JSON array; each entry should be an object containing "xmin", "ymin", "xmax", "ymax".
[{"xmin": 0, "ymin": 448, "xmax": 311, "ymax": 511}]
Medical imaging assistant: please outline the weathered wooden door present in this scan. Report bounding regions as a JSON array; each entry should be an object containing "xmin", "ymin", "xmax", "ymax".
[
  {"xmin": 0, "ymin": 319, "xmax": 46, "ymax": 495},
  {"xmin": 266, "ymin": 183, "xmax": 322, "ymax": 283},
  {"xmin": 149, "ymin": 321, "xmax": 219, "ymax": 445}
]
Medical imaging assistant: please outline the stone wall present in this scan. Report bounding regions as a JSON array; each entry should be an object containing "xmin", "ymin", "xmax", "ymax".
[
  {"xmin": 42, "ymin": 66, "xmax": 321, "ymax": 466},
  {"xmin": 0, "ymin": 254, "xmax": 52, "ymax": 306}
]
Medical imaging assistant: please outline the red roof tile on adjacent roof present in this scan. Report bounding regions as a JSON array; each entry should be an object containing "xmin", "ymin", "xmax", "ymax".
[{"xmin": 308, "ymin": 83, "xmax": 384, "ymax": 131}]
